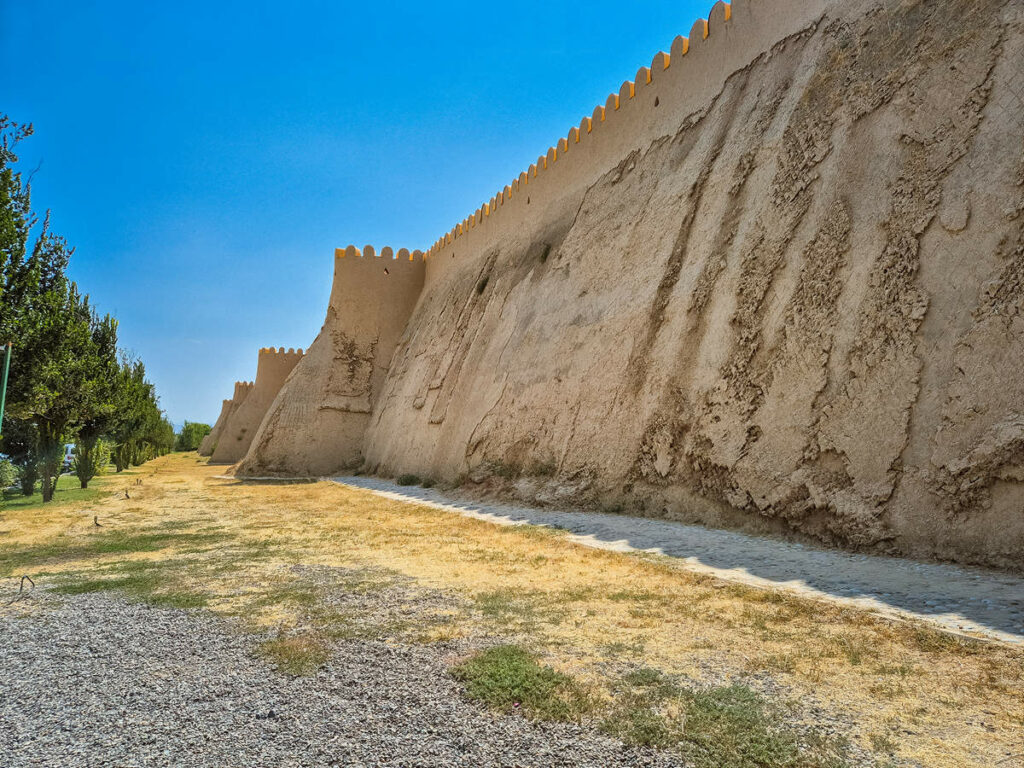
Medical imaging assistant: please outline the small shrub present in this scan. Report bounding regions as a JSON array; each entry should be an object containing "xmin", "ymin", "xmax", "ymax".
[
  {"xmin": 396, "ymin": 473, "xmax": 421, "ymax": 486},
  {"xmin": 0, "ymin": 459, "xmax": 16, "ymax": 489},
  {"xmin": 73, "ymin": 438, "xmax": 112, "ymax": 489},
  {"xmin": 452, "ymin": 645, "xmax": 594, "ymax": 721}
]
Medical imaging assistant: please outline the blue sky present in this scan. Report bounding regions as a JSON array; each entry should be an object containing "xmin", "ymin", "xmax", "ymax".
[{"xmin": 1, "ymin": 0, "xmax": 709, "ymax": 426}]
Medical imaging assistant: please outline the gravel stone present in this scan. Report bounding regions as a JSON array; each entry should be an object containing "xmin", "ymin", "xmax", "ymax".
[{"xmin": 0, "ymin": 593, "xmax": 684, "ymax": 768}]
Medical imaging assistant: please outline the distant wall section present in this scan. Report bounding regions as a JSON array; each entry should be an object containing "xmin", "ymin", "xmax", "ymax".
[
  {"xmin": 208, "ymin": 382, "xmax": 253, "ymax": 463},
  {"xmin": 209, "ymin": 347, "xmax": 304, "ymax": 464},
  {"xmin": 236, "ymin": 247, "xmax": 425, "ymax": 476},
  {"xmin": 199, "ymin": 399, "xmax": 232, "ymax": 456}
]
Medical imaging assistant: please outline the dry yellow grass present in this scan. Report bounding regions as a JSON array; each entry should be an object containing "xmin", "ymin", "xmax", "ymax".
[{"xmin": 1, "ymin": 453, "xmax": 1022, "ymax": 767}]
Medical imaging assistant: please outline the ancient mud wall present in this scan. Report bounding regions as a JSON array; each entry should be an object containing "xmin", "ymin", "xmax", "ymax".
[
  {"xmin": 236, "ymin": 247, "xmax": 425, "ymax": 476},
  {"xmin": 207, "ymin": 381, "xmax": 252, "ymax": 462},
  {"xmin": 238, "ymin": 0, "xmax": 1024, "ymax": 569},
  {"xmin": 210, "ymin": 348, "xmax": 304, "ymax": 464},
  {"xmin": 199, "ymin": 399, "xmax": 232, "ymax": 456}
]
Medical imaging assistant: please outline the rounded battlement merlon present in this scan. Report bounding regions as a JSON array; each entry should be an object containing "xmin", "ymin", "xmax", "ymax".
[
  {"xmin": 335, "ymin": 245, "xmax": 427, "ymax": 263},
  {"xmin": 231, "ymin": 380, "xmax": 254, "ymax": 401},
  {"xmin": 257, "ymin": 346, "xmax": 305, "ymax": 360},
  {"xmin": 328, "ymin": 243, "xmax": 426, "ymax": 309}
]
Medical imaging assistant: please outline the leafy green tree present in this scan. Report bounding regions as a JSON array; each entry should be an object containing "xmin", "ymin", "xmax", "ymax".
[
  {"xmin": 12, "ymin": 277, "xmax": 119, "ymax": 500},
  {"xmin": 0, "ymin": 116, "xmax": 85, "ymax": 500},
  {"xmin": 150, "ymin": 417, "xmax": 175, "ymax": 458},
  {"xmin": 109, "ymin": 358, "xmax": 151, "ymax": 472},
  {"xmin": 72, "ymin": 313, "xmax": 120, "ymax": 488},
  {"xmin": 0, "ymin": 459, "xmax": 16, "ymax": 490},
  {"xmin": 0, "ymin": 116, "xmax": 35, "ymax": 299},
  {"xmin": 1, "ymin": 115, "xmax": 168, "ymax": 500},
  {"xmin": 175, "ymin": 421, "xmax": 212, "ymax": 451},
  {"xmin": 108, "ymin": 357, "xmax": 172, "ymax": 470},
  {"xmin": 73, "ymin": 436, "xmax": 110, "ymax": 489},
  {"xmin": 1, "ymin": 416, "xmax": 39, "ymax": 496}
]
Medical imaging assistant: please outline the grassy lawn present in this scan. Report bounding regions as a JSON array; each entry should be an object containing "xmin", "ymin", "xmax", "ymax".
[
  {"xmin": 0, "ymin": 453, "xmax": 1021, "ymax": 768},
  {"xmin": 2, "ymin": 475, "xmax": 111, "ymax": 511}
]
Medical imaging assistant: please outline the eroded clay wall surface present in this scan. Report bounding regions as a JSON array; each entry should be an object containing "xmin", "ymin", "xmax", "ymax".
[
  {"xmin": 236, "ymin": 248, "xmax": 425, "ymax": 476},
  {"xmin": 209, "ymin": 382, "xmax": 253, "ymax": 463},
  {"xmin": 210, "ymin": 348, "xmax": 304, "ymax": 464},
  {"xmin": 199, "ymin": 400, "xmax": 232, "ymax": 456},
  {"xmin": 361, "ymin": 0, "xmax": 1024, "ymax": 569}
]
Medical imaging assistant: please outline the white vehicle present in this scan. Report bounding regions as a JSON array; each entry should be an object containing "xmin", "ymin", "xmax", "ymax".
[{"xmin": 62, "ymin": 445, "xmax": 75, "ymax": 472}]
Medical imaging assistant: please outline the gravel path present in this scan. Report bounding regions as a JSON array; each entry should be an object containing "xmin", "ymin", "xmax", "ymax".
[
  {"xmin": 333, "ymin": 476, "xmax": 1024, "ymax": 645},
  {"xmin": 0, "ymin": 593, "xmax": 682, "ymax": 768}
]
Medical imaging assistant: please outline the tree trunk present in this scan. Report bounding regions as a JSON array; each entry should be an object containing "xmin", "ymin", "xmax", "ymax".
[{"xmin": 37, "ymin": 422, "xmax": 65, "ymax": 503}]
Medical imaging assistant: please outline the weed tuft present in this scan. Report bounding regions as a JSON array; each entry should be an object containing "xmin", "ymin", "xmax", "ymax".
[
  {"xmin": 601, "ymin": 677, "xmax": 850, "ymax": 768},
  {"xmin": 679, "ymin": 685, "xmax": 849, "ymax": 768},
  {"xmin": 452, "ymin": 645, "xmax": 594, "ymax": 721},
  {"xmin": 259, "ymin": 631, "xmax": 331, "ymax": 676}
]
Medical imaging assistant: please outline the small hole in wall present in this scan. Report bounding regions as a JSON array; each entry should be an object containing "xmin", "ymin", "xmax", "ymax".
[
  {"xmin": 383, "ymin": 267, "xmax": 390, "ymax": 275},
  {"xmin": 654, "ymin": 96, "xmax": 660, "ymax": 107},
  {"xmin": 527, "ymin": 196, "xmax": 531, "ymax": 205}
]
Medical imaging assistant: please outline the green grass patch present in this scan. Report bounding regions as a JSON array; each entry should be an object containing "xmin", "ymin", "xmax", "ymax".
[
  {"xmin": 452, "ymin": 644, "xmax": 595, "ymax": 721},
  {"xmin": 622, "ymin": 666, "xmax": 674, "ymax": 691},
  {"xmin": 1, "ymin": 481, "xmax": 109, "ymax": 512},
  {"xmin": 601, "ymin": 676, "xmax": 851, "ymax": 768},
  {"xmin": 0, "ymin": 529, "xmax": 231, "ymax": 576},
  {"xmin": 141, "ymin": 590, "xmax": 210, "ymax": 609},
  {"xmin": 259, "ymin": 632, "xmax": 331, "ymax": 676},
  {"xmin": 603, "ymin": 699, "xmax": 679, "ymax": 749},
  {"xmin": 680, "ymin": 686, "xmax": 848, "ymax": 768},
  {"xmin": 50, "ymin": 564, "xmax": 210, "ymax": 609}
]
